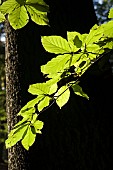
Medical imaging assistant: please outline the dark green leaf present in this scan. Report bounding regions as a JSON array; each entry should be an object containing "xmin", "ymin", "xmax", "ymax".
[{"xmin": 72, "ymin": 84, "xmax": 89, "ymax": 99}]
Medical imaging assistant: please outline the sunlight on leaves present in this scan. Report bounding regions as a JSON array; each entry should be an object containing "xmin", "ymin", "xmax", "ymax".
[{"xmin": 55, "ymin": 85, "xmax": 70, "ymax": 109}]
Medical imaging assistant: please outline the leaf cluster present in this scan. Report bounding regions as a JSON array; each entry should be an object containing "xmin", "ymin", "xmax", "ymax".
[
  {"xmin": 0, "ymin": 0, "xmax": 49, "ymax": 29},
  {"xmin": 5, "ymin": 7, "xmax": 113, "ymax": 150},
  {"xmin": 6, "ymin": 104, "xmax": 44, "ymax": 150}
]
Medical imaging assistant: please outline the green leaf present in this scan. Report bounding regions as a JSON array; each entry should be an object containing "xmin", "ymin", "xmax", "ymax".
[
  {"xmin": 26, "ymin": 5, "xmax": 49, "ymax": 25},
  {"xmin": 28, "ymin": 83, "xmax": 50, "ymax": 95},
  {"xmin": 31, "ymin": 113, "xmax": 38, "ymax": 124},
  {"xmin": 14, "ymin": 117, "xmax": 29, "ymax": 128},
  {"xmin": 72, "ymin": 84, "xmax": 89, "ymax": 99},
  {"xmin": 38, "ymin": 96, "xmax": 51, "ymax": 112},
  {"xmin": 84, "ymin": 24, "xmax": 104, "ymax": 46},
  {"xmin": 67, "ymin": 31, "xmax": 87, "ymax": 43},
  {"xmin": 0, "ymin": 0, "xmax": 19, "ymax": 15},
  {"xmin": 49, "ymin": 83, "xmax": 58, "ymax": 95},
  {"xmin": 41, "ymin": 54, "xmax": 71, "ymax": 75},
  {"xmin": 88, "ymin": 53, "xmax": 97, "ymax": 60},
  {"xmin": 86, "ymin": 44, "xmax": 101, "ymax": 53},
  {"xmin": 26, "ymin": 0, "xmax": 49, "ymax": 13},
  {"xmin": 75, "ymin": 59, "xmax": 91, "ymax": 76},
  {"xmin": 28, "ymin": 82, "xmax": 58, "ymax": 105},
  {"xmin": 96, "ymin": 37, "xmax": 113, "ymax": 49},
  {"xmin": 41, "ymin": 36, "xmax": 71, "ymax": 54},
  {"xmin": 0, "ymin": 0, "xmax": 49, "ymax": 29},
  {"xmin": 73, "ymin": 54, "xmax": 87, "ymax": 67},
  {"xmin": 8, "ymin": 5, "xmax": 29, "ymax": 29},
  {"xmin": 0, "ymin": 12, "xmax": 5, "ymax": 22},
  {"xmin": 33, "ymin": 120, "xmax": 44, "ymax": 134},
  {"xmin": 21, "ymin": 126, "xmax": 36, "ymax": 150},
  {"xmin": 101, "ymin": 20, "xmax": 113, "ymax": 37},
  {"xmin": 108, "ymin": 8, "xmax": 113, "ymax": 18},
  {"xmin": 18, "ymin": 107, "xmax": 35, "ymax": 120},
  {"xmin": 67, "ymin": 31, "xmax": 83, "ymax": 51},
  {"xmin": 5, "ymin": 123, "xmax": 29, "ymax": 148},
  {"xmin": 73, "ymin": 35, "xmax": 82, "ymax": 48},
  {"xmin": 18, "ymin": 97, "xmax": 42, "ymax": 116},
  {"xmin": 55, "ymin": 85, "xmax": 70, "ymax": 109},
  {"xmin": 45, "ymin": 77, "xmax": 60, "ymax": 86},
  {"xmin": 69, "ymin": 53, "xmax": 82, "ymax": 66},
  {"xmin": 26, "ymin": 0, "xmax": 49, "ymax": 7}
]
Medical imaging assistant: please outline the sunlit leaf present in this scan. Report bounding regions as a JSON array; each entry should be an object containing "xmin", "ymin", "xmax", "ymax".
[
  {"xmin": 84, "ymin": 24, "xmax": 104, "ymax": 45},
  {"xmin": 45, "ymin": 76, "xmax": 61, "ymax": 86},
  {"xmin": 49, "ymin": 83, "xmax": 58, "ymax": 95},
  {"xmin": 31, "ymin": 113, "xmax": 38, "ymax": 124},
  {"xmin": 14, "ymin": 117, "xmax": 29, "ymax": 128},
  {"xmin": 5, "ymin": 123, "xmax": 29, "ymax": 149},
  {"xmin": 41, "ymin": 54, "xmax": 71, "ymax": 75},
  {"xmin": 18, "ymin": 107, "xmax": 36, "ymax": 120},
  {"xmin": 28, "ymin": 83, "xmax": 50, "ymax": 95},
  {"xmin": 38, "ymin": 96, "xmax": 51, "ymax": 112},
  {"xmin": 0, "ymin": 0, "xmax": 49, "ymax": 29},
  {"xmin": 8, "ymin": 5, "xmax": 29, "ymax": 29},
  {"xmin": 21, "ymin": 126, "xmax": 36, "ymax": 150},
  {"xmin": 67, "ymin": 31, "xmax": 83, "ymax": 51},
  {"xmin": 41, "ymin": 36, "xmax": 71, "ymax": 54},
  {"xmin": 33, "ymin": 120, "xmax": 44, "ymax": 133},
  {"xmin": 101, "ymin": 20, "xmax": 113, "ymax": 37},
  {"xmin": 69, "ymin": 53, "xmax": 82, "ymax": 66},
  {"xmin": 0, "ymin": 11, "xmax": 5, "ymax": 22},
  {"xmin": 22, "ymin": 98, "xmax": 40, "ymax": 110},
  {"xmin": 26, "ymin": 5, "xmax": 49, "ymax": 25},
  {"xmin": 55, "ymin": 85, "xmax": 70, "ymax": 109},
  {"xmin": 0, "ymin": 0, "xmax": 19, "ymax": 15},
  {"xmin": 108, "ymin": 8, "xmax": 113, "ymax": 18}
]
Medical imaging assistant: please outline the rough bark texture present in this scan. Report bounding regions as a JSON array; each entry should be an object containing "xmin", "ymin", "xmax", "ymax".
[{"xmin": 5, "ymin": 21, "xmax": 29, "ymax": 170}]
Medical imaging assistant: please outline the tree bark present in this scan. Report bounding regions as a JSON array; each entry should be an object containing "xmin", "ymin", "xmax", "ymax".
[{"xmin": 5, "ymin": 21, "xmax": 29, "ymax": 170}]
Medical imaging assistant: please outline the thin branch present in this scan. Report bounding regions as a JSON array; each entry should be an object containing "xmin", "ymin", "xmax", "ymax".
[{"xmin": 38, "ymin": 50, "xmax": 112, "ymax": 114}]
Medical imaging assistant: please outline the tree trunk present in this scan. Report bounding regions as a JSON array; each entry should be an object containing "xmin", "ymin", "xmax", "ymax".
[{"xmin": 5, "ymin": 21, "xmax": 29, "ymax": 170}]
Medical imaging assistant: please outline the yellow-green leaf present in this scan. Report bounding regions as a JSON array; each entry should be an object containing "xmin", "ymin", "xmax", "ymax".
[
  {"xmin": 41, "ymin": 54, "xmax": 71, "ymax": 75},
  {"xmin": 8, "ymin": 5, "xmax": 29, "ymax": 29},
  {"xmin": 0, "ymin": 0, "xmax": 19, "ymax": 15},
  {"xmin": 67, "ymin": 31, "xmax": 82, "ymax": 51},
  {"xmin": 41, "ymin": 36, "xmax": 71, "ymax": 54},
  {"xmin": 38, "ymin": 96, "xmax": 50, "ymax": 112},
  {"xmin": 28, "ymin": 83, "xmax": 50, "ymax": 95},
  {"xmin": 26, "ymin": 5, "xmax": 49, "ymax": 25},
  {"xmin": 5, "ymin": 123, "xmax": 29, "ymax": 149},
  {"xmin": 0, "ymin": 11, "xmax": 5, "ymax": 22},
  {"xmin": 55, "ymin": 85, "xmax": 70, "ymax": 109},
  {"xmin": 33, "ymin": 120, "xmax": 44, "ymax": 133},
  {"xmin": 21, "ymin": 126, "xmax": 36, "ymax": 150},
  {"xmin": 108, "ymin": 8, "xmax": 113, "ymax": 18}
]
